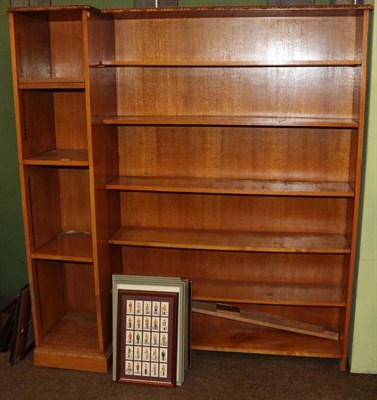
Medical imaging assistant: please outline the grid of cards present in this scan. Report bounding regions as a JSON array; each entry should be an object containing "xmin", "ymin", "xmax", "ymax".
[{"xmin": 125, "ymin": 299, "xmax": 169, "ymax": 379}]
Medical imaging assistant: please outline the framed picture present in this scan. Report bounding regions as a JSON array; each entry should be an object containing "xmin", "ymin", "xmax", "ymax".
[
  {"xmin": 116, "ymin": 290, "xmax": 178, "ymax": 387},
  {"xmin": 9, "ymin": 284, "xmax": 34, "ymax": 364}
]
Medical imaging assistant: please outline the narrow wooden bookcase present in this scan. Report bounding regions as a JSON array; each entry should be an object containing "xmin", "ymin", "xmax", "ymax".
[
  {"xmin": 8, "ymin": 6, "xmax": 114, "ymax": 372},
  {"xmin": 9, "ymin": 4, "xmax": 373, "ymax": 372}
]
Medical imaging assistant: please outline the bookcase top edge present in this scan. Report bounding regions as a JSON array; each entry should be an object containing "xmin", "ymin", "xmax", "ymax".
[
  {"xmin": 101, "ymin": 5, "xmax": 373, "ymax": 19},
  {"xmin": 8, "ymin": 5, "xmax": 99, "ymax": 13}
]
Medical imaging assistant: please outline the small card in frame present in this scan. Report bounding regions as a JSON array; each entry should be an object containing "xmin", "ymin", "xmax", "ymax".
[{"xmin": 116, "ymin": 290, "xmax": 178, "ymax": 387}]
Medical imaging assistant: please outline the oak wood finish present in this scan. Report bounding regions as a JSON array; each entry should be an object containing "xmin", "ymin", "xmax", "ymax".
[
  {"xmin": 102, "ymin": 5, "xmax": 371, "ymax": 371},
  {"xmin": 8, "ymin": 6, "xmax": 111, "ymax": 372},
  {"xmin": 8, "ymin": 4, "xmax": 372, "ymax": 372},
  {"xmin": 192, "ymin": 313, "xmax": 342, "ymax": 358},
  {"xmin": 103, "ymin": 116, "xmax": 359, "ymax": 127},
  {"xmin": 121, "ymin": 247, "xmax": 348, "ymax": 306},
  {"xmin": 23, "ymin": 149, "xmax": 89, "ymax": 166},
  {"xmin": 192, "ymin": 301, "xmax": 339, "ymax": 340},
  {"xmin": 19, "ymin": 90, "xmax": 87, "ymax": 160},
  {"xmin": 115, "ymin": 126, "xmax": 354, "ymax": 182},
  {"xmin": 114, "ymin": 67, "xmax": 357, "ymax": 118},
  {"xmin": 109, "ymin": 227, "xmax": 350, "ymax": 254},
  {"xmin": 31, "ymin": 233, "xmax": 93, "ymax": 263},
  {"xmin": 86, "ymin": 10, "xmax": 118, "ymax": 356},
  {"xmin": 106, "ymin": 176, "xmax": 354, "ymax": 197}
]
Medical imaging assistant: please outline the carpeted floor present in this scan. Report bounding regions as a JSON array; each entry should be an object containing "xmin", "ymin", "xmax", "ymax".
[{"xmin": 0, "ymin": 350, "xmax": 376, "ymax": 400}]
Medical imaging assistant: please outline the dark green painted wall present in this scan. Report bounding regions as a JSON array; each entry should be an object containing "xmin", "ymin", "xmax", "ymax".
[{"xmin": 0, "ymin": 1, "xmax": 27, "ymax": 296}]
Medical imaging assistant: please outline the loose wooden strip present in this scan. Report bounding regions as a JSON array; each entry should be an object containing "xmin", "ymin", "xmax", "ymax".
[{"xmin": 192, "ymin": 301, "xmax": 339, "ymax": 341}]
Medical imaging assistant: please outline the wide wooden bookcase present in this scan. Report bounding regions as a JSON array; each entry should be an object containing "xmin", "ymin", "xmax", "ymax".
[{"xmin": 8, "ymin": 4, "xmax": 372, "ymax": 372}]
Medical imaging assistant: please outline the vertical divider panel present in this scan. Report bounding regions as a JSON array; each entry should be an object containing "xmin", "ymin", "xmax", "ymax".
[{"xmin": 85, "ymin": 9, "xmax": 117, "ymax": 359}]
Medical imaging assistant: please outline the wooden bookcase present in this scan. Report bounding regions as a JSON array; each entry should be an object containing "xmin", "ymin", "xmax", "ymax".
[
  {"xmin": 8, "ymin": 4, "xmax": 373, "ymax": 372},
  {"xmin": 8, "ymin": 6, "xmax": 114, "ymax": 372}
]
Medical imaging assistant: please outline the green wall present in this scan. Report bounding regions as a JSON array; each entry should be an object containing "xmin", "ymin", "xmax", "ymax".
[
  {"xmin": 349, "ymin": 0, "xmax": 377, "ymax": 374},
  {"xmin": 0, "ymin": 0, "xmax": 27, "ymax": 296},
  {"xmin": 0, "ymin": 0, "xmax": 375, "ymax": 373}
]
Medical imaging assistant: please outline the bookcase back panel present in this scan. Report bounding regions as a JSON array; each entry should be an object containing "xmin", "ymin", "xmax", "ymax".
[
  {"xmin": 117, "ymin": 126, "xmax": 353, "ymax": 182},
  {"xmin": 57, "ymin": 169, "xmax": 91, "ymax": 233},
  {"xmin": 122, "ymin": 247, "xmax": 345, "ymax": 287},
  {"xmin": 120, "ymin": 192, "xmax": 348, "ymax": 234},
  {"xmin": 114, "ymin": 16, "xmax": 359, "ymax": 62},
  {"xmin": 64, "ymin": 263, "xmax": 96, "ymax": 313},
  {"xmin": 49, "ymin": 19, "xmax": 84, "ymax": 78},
  {"xmin": 25, "ymin": 167, "xmax": 91, "ymax": 250},
  {"xmin": 13, "ymin": 11, "xmax": 84, "ymax": 79},
  {"xmin": 116, "ymin": 67, "xmax": 357, "ymax": 118},
  {"xmin": 25, "ymin": 166, "xmax": 61, "ymax": 251},
  {"xmin": 32, "ymin": 259, "xmax": 99, "ymax": 353},
  {"xmin": 20, "ymin": 90, "xmax": 55, "ymax": 158},
  {"xmin": 54, "ymin": 92, "xmax": 88, "ymax": 149},
  {"xmin": 13, "ymin": 13, "xmax": 51, "ymax": 79},
  {"xmin": 20, "ymin": 90, "xmax": 87, "ymax": 158},
  {"xmin": 34, "ymin": 259, "xmax": 67, "ymax": 340}
]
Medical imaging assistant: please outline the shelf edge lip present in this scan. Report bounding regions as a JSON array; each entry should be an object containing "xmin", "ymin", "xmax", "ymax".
[
  {"xmin": 107, "ymin": 241, "xmax": 351, "ymax": 254},
  {"xmin": 97, "ymin": 60, "xmax": 362, "ymax": 67},
  {"xmin": 30, "ymin": 232, "xmax": 93, "ymax": 263},
  {"xmin": 30, "ymin": 253, "xmax": 93, "ymax": 263},
  {"xmin": 108, "ymin": 240, "xmax": 351, "ymax": 255},
  {"xmin": 22, "ymin": 149, "xmax": 89, "ymax": 167},
  {"xmin": 101, "ymin": 5, "xmax": 373, "ymax": 18},
  {"xmin": 102, "ymin": 116, "xmax": 359, "ymax": 128},
  {"xmin": 36, "ymin": 344, "xmax": 102, "ymax": 357},
  {"xmin": 18, "ymin": 77, "xmax": 85, "ymax": 90},
  {"xmin": 23, "ymin": 160, "xmax": 89, "ymax": 167},
  {"xmin": 8, "ymin": 5, "xmax": 94, "ymax": 12},
  {"xmin": 105, "ymin": 177, "xmax": 354, "ymax": 198}
]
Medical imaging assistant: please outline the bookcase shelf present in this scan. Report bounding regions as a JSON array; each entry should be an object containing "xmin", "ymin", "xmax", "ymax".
[
  {"xmin": 39, "ymin": 311, "xmax": 99, "ymax": 352},
  {"xmin": 98, "ymin": 60, "xmax": 362, "ymax": 67},
  {"xmin": 9, "ymin": 4, "xmax": 372, "ymax": 372},
  {"xmin": 109, "ymin": 227, "xmax": 350, "ymax": 254},
  {"xmin": 18, "ymin": 77, "xmax": 85, "ymax": 89},
  {"xmin": 35, "ymin": 312, "xmax": 109, "ymax": 372},
  {"xmin": 102, "ymin": 115, "xmax": 359, "ymax": 128},
  {"xmin": 31, "ymin": 232, "xmax": 93, "ymax": 263},
  {"xmin": 23, "ymin": 149, "xmax": 89, "ymax": 167},
  {"xmin": 106, "ymin": 176, "xmax": 354, "ymax": 197},
  {"xmin": 191, "ymin": 280, "xmax": 346, "ymax": 307}
]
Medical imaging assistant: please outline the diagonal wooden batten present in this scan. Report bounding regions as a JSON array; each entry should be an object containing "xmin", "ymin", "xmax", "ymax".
[{"xmin": 192, "ymin": 301, "xmax": 339, "ymax": 341}]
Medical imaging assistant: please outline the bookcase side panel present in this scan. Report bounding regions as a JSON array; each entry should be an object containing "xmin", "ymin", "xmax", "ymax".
[{"xmin": 87, "ymin": 10, "xmax": 117, "ymax": 355}]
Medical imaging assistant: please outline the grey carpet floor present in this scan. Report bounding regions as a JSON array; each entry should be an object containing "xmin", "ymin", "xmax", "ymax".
[{"xmin": 1, "ymin": 350, "xmax": 376, "ymax": 400}]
